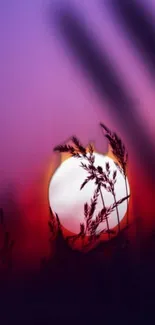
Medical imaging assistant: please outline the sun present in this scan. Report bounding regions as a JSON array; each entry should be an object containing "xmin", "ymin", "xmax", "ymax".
[{"xmin": 48, "ymin": 152, "xmax": 130, "ymax": 238}]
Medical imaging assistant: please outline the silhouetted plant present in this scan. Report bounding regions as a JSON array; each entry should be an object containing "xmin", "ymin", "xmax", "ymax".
[
  {"xmin": 48, "ymin": 209, "xmax": 70, "ymax": 253},
  {"xmin": 54, "ymin": 130, "xmax": 130, "ymax": 245},
  {"xmin": 41, "ymin": 211, "xmax": 64, "ymax": 271},
  {"xmin": 54, "ymin": 138, "xmax": 112, "ymax": 238},
  {"xmin": 46, "ymin": 209, "xmax": 74, "ymax": 261},
  {"xmin": 100, "ymin": 123, "xmax": 129, "ymax": 226},
  {"xmin": 0, "ymin": 208, "xmax": 4, "ymax": 225},
  {"xmin": 80, "ymin": 155, "xmax": 122, "ymax": 234},
  {"xmin": 48, "ymin": 208, "xmax": 59, "ymax": 239},
  {"xmin": 67, "ymin": 190, "xmax": 129, "ymax": 249},
  {"xmin": 0, "ymin": 208, "xmax": 15, "ymax": 271},
  {"xmin": 54, "ymin": 137, "xmax": 117, "ymax": 237}
]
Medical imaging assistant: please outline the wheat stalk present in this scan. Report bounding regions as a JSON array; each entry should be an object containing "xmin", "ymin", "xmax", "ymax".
[
  {"xmin": 53, "ymin": 132, "xmax": 130, "ymax": 247},
  {"xmin": 100, "ymin": 123, "xmax": 129, "ymax": 226},
  {"xmin": 0, "ymin": 208, "xmax": 15, "ymax": 271}
]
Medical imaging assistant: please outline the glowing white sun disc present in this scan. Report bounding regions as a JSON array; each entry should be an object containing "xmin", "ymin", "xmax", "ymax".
[{"xmin": 49, "ymin": 153, "xmax": 130, "ymax": 235}]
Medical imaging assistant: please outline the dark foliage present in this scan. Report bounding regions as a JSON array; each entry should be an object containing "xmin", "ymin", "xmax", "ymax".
[{"xmin": 0, "ymin": 208, "xmax": 15, "ymax": 272}]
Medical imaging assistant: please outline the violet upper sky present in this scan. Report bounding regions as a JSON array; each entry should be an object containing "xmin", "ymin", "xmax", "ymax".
[{"xmin": 0, "ymin": 0, "xmax": 155, "ymax": 194}]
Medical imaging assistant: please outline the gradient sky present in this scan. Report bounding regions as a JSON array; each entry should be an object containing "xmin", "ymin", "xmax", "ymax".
[{"xmin": 0, "ymin": 0, "xmax": 155, "ymax": 268}]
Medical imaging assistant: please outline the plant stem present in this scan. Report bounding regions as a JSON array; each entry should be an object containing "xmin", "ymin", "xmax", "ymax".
[
  {"xmin": 99, "ymin": 188, "xmax": 111, "ymax": 240},
  {"xmin": 124, "ymin": 176, "xmax": 129, "ymax": 226},
  {"xmin": 113, "ymin": 192, "xmax": 121, "ymax": 233},
  {"xmin": 83, "ymin": 221, "xmax": 88, "ymax": 248}
]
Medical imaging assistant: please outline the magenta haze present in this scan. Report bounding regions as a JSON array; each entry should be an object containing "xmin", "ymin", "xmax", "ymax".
[{"xmin": 0, "ymin": 0, "xmax": 154, "ymax": 196}]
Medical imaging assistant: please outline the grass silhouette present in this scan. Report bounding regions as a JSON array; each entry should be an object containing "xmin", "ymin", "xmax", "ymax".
[
  {"xmin": 0, "ymin": 208, "xmax": 15, "ymax": 272},
  {"xmin": 53, "ymin": 123, "xmax": 130, "ymax": 250},
  {"xmin": 100, "ymin": 123, "xmax": 129, "ymax": 226},
  {"xmin": 0, "ymin": 124, "xmax": 130, "ymax": 275}
]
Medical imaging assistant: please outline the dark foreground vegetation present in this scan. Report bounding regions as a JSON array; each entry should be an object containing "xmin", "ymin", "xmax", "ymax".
[{"xmin": 0, "ymin": 126, "xmax": 155, "ymax": 324}]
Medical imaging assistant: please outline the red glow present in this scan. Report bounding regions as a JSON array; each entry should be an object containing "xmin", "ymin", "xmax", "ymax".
[{"xmin": 11, "ymin": 150, "xmax": 155, "ymax": 271}]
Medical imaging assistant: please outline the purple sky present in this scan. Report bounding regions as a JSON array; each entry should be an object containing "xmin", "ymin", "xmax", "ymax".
[{"xmin": 0, "ymin": 0, "xmax": 155, "ymax": 195}]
